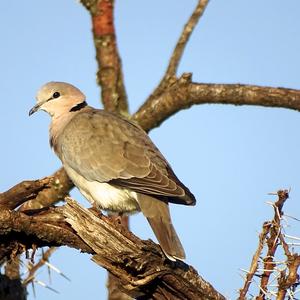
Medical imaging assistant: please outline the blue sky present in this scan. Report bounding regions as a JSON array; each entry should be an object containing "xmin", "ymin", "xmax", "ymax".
[{"xmin": 1, "ymin": 0, "xmax": 300, "ymax": 299}]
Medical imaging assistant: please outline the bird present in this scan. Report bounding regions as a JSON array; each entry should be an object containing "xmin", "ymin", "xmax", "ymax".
[{"xmin": 29, "ymin": 82, "xmax": 196, "ymax": 261}]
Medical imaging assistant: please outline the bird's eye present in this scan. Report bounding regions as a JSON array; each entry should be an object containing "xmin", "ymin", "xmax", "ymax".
[{"xmin": 53, "ymin": 92, "xmax": 60, "ymax": 99}]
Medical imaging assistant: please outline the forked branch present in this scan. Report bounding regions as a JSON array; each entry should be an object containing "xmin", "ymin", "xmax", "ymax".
[
  {"xmin": 152, "ymin": 0, "xmax": 210, "ymax": 98},
  {"xmin": 134, "ymin": 75, "xmax": 300, "ymax": 132}
]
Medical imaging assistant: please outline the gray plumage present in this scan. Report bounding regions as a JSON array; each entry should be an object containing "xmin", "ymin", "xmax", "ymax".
[{"xmin": 29, "ymin": 82, "xmax": 196, "ymax": 261}]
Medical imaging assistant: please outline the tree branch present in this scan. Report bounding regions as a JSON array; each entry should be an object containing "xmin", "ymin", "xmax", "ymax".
[
  {"xmin": 238, "ymin": 190, "xmax": 300, "ymax": 299},
  {"xmin": 257, "ymin": 190, "xmax": 289, "ymax": 298},
  {"xmin": 80, "ymin": 0, "xmax": 128, "ymax": 114},
  {"xmin": 2, "ymin": 1, "xmax": 300, "ymax": 298},
  {"xmin": 0, "ymin": 208, "xmax": 92, "ymax": 260},
  {"xmin": 148, "ymin": 0, "xmax": 209, "ymax": 100},
  {"xmin": 19, "ymin": 167, "xmax": 73, "ymax": 212},
  {"xmin": 0, "ymin": 167, "xmax": 73, "ymax": 212},
  {"xmin": 238, "ymin": 221, "xmax": 271, "ymax": 299},
  {"xmin": 277, "ymin": 254, "xmax": 300, "ymax": 300},
  {"xmin": 22, "ymin": 247, "xmax": 57, "ymax": 286},
  {"xmin": 165, "ymin": 0, "xmax": 209, "ymax": 79},
  {"xmin": 133, "ymin": 74, "xmax": 300, "ymax": 132},
  {"xmin": 0, "ymin": 178, "xmax": 51, "ymax": 210},
  {"xmin": 2, "ymin": 75, "xmax": 300, "ymax": 298},
  {"xmin": 0, "ymin": 200, "xmax": 225, "ymax": 300},
  {"xmin": 64, "ymin": 199, "xmax": 226, "ymax": 300}
]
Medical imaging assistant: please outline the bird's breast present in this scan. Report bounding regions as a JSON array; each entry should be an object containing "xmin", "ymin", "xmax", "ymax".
[{"xmin": 64, "ymin": 165, "xmax": 140, "ymax": 213}]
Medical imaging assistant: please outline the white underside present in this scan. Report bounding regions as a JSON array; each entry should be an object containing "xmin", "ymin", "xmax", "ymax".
[{"xmin": 64, "ymin": 165, "xmax": 140, "ymax": 213}]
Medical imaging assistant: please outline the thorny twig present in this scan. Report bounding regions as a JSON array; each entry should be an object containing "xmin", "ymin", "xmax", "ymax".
[
  {"xmin": 23, "ymin": 247, "xmax": 59, "ymax": 286},
  {"xmin": 239, "ymin": 190, "xmax": 300, "ymax": 299},
  {"xmin": 238, "ymin": 221, "xmax": 272, "ymax": 299}
]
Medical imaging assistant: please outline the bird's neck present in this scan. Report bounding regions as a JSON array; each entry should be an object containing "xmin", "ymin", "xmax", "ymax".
[{"xmin": 49, "ymin": 111, "xmax": 80, "ymax": 154}]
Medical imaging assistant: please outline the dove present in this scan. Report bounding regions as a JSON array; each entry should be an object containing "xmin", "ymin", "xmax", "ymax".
[{"xmin": 29, "ymin": 82, "xmax": 196, "ymax": 261}]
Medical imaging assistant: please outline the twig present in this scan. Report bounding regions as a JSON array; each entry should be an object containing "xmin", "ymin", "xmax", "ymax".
[
  {"xmin": 34, "ymin": 279, "xmax": 59, "ymax": 294},
  {"xmin": 145, "ymin": 0, "xmax": 209, "ymax": 109},
  {"xmin": 80, "ymin": 0, "xmax": 128, "ymax": 114},
  {"xmin": 238, "ymin": 221, "xmax": 272, "ymax": 299},
  {"xmin": 238, "ymin": 190, "xmax": 296, "ymax": 299},
  {"xmin": 153, "ymin": 0, "xmax": 209, "ymax": 96},
  {"xmin": 256, "ymin": 190, "xmax": 289, "ymax": 299},
  {"xmin": 284, "ymin": 234, "xmax": 300, "ymax": 241},
  {"xmin": 23, "ymin": 247, "xmax": 57, "ymax": 286}
]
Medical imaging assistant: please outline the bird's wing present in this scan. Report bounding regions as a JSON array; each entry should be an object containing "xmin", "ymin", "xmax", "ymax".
[{"xmin": 60, "ymin": 108, "xmax": 195, "ymax": 205}]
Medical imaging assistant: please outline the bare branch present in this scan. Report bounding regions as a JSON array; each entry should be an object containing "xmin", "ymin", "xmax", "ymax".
[
  {"xmin": 64, "ymin": 199, "xmax": 225, "ymax": 300},
  {"xmin": 0, "ymin": 178, "xmax": 51, "ymax": 210},
  {"xmin": 19, "ymin": 167, "xmax": 73, "ymax": 212},
  {"xmin": 238, "ymin": 222, "xmax": 271, "ymax": 299},
  {"xmin": 106, "ymin": 215, "xmax": 132, "ymax": 300},
  {"xmin": 0, "ymin": 201, "xmax": 225, "ymax": 300},
  {"xmin": 163, "ymin": 0, "xmax": 209, "ymax": 82},
  {"xmin": 0, "ymin": 208, "xmax": 92, "ymax": 262},
  {"xmin": 80, "ymin": 0, "xmax": 128, "ymax": 114},
  {"xmin": 22, "ymin": 247, "xmax": 57, "ymax": 286},
  {"xmin": 133, "ymin": 75, "xmax": 300, "ymax": 132},
  {"xmin": 238, "ymin": 190, "xmax": 299, "ymax": 299},
  {"xmin": 0, "ymin": 167, "xmax": 72, "ymax": 212},
  {"xmin": 148, "ymin": 0, "xmax": 209, "ymax": 101},
  {"xmin": 277, "ymin": 254, "xmax": 300, "ymax": 300},
  {"xmin": 257, "ymin": 190, "xmax": 289, "ymax": 298}
]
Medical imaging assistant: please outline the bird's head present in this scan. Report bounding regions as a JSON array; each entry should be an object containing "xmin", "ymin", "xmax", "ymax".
[{"xmin": 29, "ymin": 82, "xmax": 86, "ymax": 117}]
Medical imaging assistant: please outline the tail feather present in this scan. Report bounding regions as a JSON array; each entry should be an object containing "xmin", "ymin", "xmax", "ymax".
[{"xmin": 137, "ymin": 194, "xmax": 185, "ymax": 261}]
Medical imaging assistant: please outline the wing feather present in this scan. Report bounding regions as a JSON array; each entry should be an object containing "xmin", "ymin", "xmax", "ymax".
[{"xmin": 59, "ymin": 108, "xmax": 195, "ymax": 205}]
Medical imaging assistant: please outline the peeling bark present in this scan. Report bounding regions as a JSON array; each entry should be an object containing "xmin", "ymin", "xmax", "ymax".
[{"xmin": 0, "ymin": 200, "xmax": 225, "ymax": 300}]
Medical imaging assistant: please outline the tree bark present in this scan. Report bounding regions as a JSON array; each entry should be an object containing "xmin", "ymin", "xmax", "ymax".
[{"xmin": 0, "ymin": 199, "xmax": 225, "ymax": 300}]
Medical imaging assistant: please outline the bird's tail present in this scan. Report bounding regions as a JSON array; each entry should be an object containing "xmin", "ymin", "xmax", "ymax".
[{"xmin": 137, "ymin": 194, "xmax": 185, "ymax": 261}]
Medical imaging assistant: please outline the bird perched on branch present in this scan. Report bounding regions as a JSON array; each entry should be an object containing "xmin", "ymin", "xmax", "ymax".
[{"xmin": 29, "ymin": 82, "xmax": 196, "ymax": 261}]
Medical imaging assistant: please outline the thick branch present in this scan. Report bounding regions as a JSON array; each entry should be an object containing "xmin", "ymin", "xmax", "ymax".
[
  {"xmin": 0, "ymin": 201, "xmax": 225, "ymax": 300},
  {"xmin": 106, "ymin": 215, "xmax": 132, "ymax": 300},
  {"xmin": 64, "ymin": 199, "xmax": 225, "ymax": 300},
  {"xmin": 0, "ymin": 208, "xmax": 92, "ymax": 263},
  {"xmin": 81, "ymin": 0, "xmax": 128, "ymax": 114},
  {"xmin": 19, "ymin": 167, "xmax": 73, "ymax": 212},
  {"xmin": 0, "ymin": 167, "xmax": 72, "ymax": 211},
  {"xmin": 133, "ymin": 75, "xmax": 300, "ymax": 132},
  {"xmin": 0, "ymin": 178, "xmax": 50, "ymax": 210}
]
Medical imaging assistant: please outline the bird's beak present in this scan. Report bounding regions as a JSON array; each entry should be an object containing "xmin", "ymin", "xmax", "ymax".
[{"xmin": 29, "ymin": 103, "xmax": 41, "ymax": 116}]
